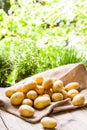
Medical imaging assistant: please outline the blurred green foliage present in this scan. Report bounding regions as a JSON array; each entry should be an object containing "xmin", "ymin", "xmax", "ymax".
[{"xmin": 0, "ymin": 0, "xmax": 87, "ymax": 86}]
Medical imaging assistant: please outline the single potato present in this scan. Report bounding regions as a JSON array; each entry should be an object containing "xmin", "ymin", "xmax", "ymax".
[
  {"xmin": 13, "ymin": 84, "xmax": 24, "ymax": 92},
  {"xmin": 35, "ymin": 85, "xmax": 44, "ymax": 95},
  {"xmin": 67, "ymin": 89, "xmax": 79, "ymax": 99},
  {"xmin": 41, "ymin": 117, "xmax": 57, "ymax": 129},
  {"xmin": 10, "ymin": 92, "xmax": 25, "ymax": 105},
  {"xmin": 27, "ymin": 90, "xmax": 38, "ymax": 100},
  {"xmin": 42, "ymin": 78, "xmax": 53, "ymax": 90},
  {"xmin": 72, "ymin": 94, "xmax": 85, "ymax": 106},
  {"xmin": 44, "ymin": 88, "xmax": 53, "ymax": 98},
  {"xmin": 53, "ymin": 80, "xmax": 64, "ymax": 92},
  {"xmin": 5, "ymin": 87, "xmax": 15, "ymax": 98},
  {"xmin": 52, "ymin": 93, "xmax": 63, "ymax": 102},
  {"xmin": 22, "ymin": 80, "xmax": 37, "ymax": 93},
  {"xmin": 35, "ymin": 76, "xmax": 44, "ymax": 85},
  {"xmin": 61, "ymin": 89, "xmax": 68, "ymax": 99},
  {"xmin": 42, "ymin": 94, "xmax": 50, "ymax": 99},
  {"xmin": 22, "ymin": 98, "xmax": 33, "ymax": 106},
  {"xmin": 64, "ymin": 82, "xmax": 80, "ymax": 91},
  {"xmin": 34, "ymin": 96, "xmax": 51, "ymax": 109},
  {"xmin": 18, "ymin": 105, "xmax": 35, "ymax": 117}
]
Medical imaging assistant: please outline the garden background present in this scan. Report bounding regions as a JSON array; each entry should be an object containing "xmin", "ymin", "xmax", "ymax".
[{"xmin": 0, "ymin": 0, "xmax": 87, "ymax": 87}]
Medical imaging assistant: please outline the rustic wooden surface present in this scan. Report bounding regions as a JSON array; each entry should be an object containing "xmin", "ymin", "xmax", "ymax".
[{"xmin": 0, "ymin": 87, "xmax": 87, "ymax": 130}]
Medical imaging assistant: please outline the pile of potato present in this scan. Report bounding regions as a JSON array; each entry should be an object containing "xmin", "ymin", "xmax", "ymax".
[{"xmin": 5, "ymin": 76, "xmax": 85, "ymax": 128}]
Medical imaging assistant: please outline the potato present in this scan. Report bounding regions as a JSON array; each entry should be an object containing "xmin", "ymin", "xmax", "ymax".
[
  {"xmin": 22, "ymin": 98, "xmax": 33, "ymax": 106},
  {"xmin": 35, "ymin": 76, "xmax": 44, "ymax": 85},
  {"xmin": 18, "ymin": 105, "xmax": 35, "ymax": 117},
  {"xmin": 67, "ymin": 89, "xmax": 79, "ymax": 99},
  {"xmin": 40, "ymin": 117, "xmax": 57, "ymax": 129},
  {"xmin": 27, "ymin": 90, "xmax": 38, "ymax": 100},
  {"xmin": 42, "ymin": 94, "xmax": 50, "ymax": 99},
  {"xmin": 34, "ymin": 96, "xmax": 51, "ymax": 109},
  {"xmin": 35, "ymin": 85, "xmax": 44, "ymax": 95},
  {"xmin": 64, "ymin": 82, "xmax": 80, "ymax": 91},
  {"xmin": 22, "ymin": 80, "xmax": 37, "ymax": 93},
  {"xmin": 53, "ymin": 80, "xmax": 64, "ymax": 92},
  {"xmin": 61, "ymin": 89, "xmax": 68, "ymax": 99},
  {"xmin": 10, "ymin": 92, "xmax": 25, "ymax": 105},
  {"xmin": 5, "ymin": 87, "xmax": 15, "ymax": 98},
  {"xmin": 52, "ymin": 93, "xmax": 63, "ymax": 102},
  {"xmin": 13, "ymin": 80, "xmax": 37, "ymax": 93},
  {"xmin": 13, "ymin": 84, "xmax": 24, "ymax": 92},
  {"xmin": 72, "ymin": 94, "xmax": 85, "ymax": 106},
  {"xmin": 42, "ymin": 78, "xmax": 53, "ymax": 90},
  {"xmin": 44, "ymin": 88, "xmax": 53, "ymax": 98}
]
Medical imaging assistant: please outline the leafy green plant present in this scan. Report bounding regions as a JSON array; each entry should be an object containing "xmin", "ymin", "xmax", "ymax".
[
  {"xmin": 0, "ymin": 0, "xmax": 87, "ymax": 87},
  {"xmin": 58, "ymin": 47, "xmax": 86, "ymax": 65},
  {"xmin": 36, "ymin": 46, "xmax": 86, "ymax": 72},
  {"xmin": 0, "ymin": 50, "xmax": 13, "ymax": 87}
]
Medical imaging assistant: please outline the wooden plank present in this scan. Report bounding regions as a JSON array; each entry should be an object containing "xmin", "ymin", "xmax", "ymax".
[
  {"xmin": 0, "ymin": 109, "xmax": 45, "ymax": 130},
  {"xmin": 31, "ymin": 107, "xmax": 87, "ymax": 130},
  {"xmin": 0, "ymin": 110, "xmax": 34, "ymax": 130},
  {"xmin": 52, "ymin": 107, "xmax": 87, "ymax": 130},
  {"xmin": 0, "ymin": 110, "xmax": 8, "ymax": 130},
  {"xmin": 1, "ymin": 105, "xmax": 87, "ymax": 130}
]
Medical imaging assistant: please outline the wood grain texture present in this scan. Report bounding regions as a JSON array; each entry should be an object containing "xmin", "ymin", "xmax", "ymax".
[
  {"xmin": 0, "ymin": 112, "xmax": 8, "ymax": 130},
  {"xmin": 0, "ymin": 110, "xmax": 34, "ymax": 130},
  {"xmin": 1, "ymin": 107, "xmax": 87, "ymax": 130}
]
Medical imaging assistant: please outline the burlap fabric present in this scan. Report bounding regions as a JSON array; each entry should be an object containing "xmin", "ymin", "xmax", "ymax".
[{"xmin": 0, "ymin": 63, "xmax": 87, "ymax": 123}]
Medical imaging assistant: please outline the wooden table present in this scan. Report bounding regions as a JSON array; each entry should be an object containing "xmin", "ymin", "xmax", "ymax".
[{"xmin": 0, "ymin": 88, "xmax": 87, "ymax": 130}]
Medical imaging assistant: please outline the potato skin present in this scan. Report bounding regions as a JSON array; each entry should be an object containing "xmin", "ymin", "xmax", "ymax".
[
  {"xmin": 35, "ymin": 85, "xmax": 44, "ymax": 95},
  {"xmin": 13, "ymin": 84, "xmax": 24, "ymax": 92},
  {"xmin": 53, "ymin": 80, "xmax": 64, "ymax": 92},
  {"xmin": 42, "ymin": 94, "xmax": 50, "ymax": 99},
  {"xmin": 42, "ymin": 78, "xmax": 53, "ymax": 90},
  {"xmin": 67, "ymin": 89, "xmax": 79, "ymax": 99},
  {"xmin": 10, "ymin": 92, "xmax": 25, "ymax": 105},
  {"xmin": 41, "ymin": 117, "xmax": 57, "ymax": 128},
  {"xmin": 22, "ymin": 98, "xmax": 33, "ymax": 106},
  {"xmin": 35, "ymin": 76, "xmax": 44, "ymax": 85},
  {"xmin": 22, "ymin": 80, "xmax": 37, "ymax": 93},
  {"xmin": 5, "ymin": 87, "xmax": 15, "ymax": 98},
  {"xmin": 72, "ymin": 94, "xmax": 85, "ymax": 106},
  {"xmin": 13, "ymin": 80, "xmax": 37, "ymax": 93},
  {"xmin": 44, "ymin": 88, "xmax": 53, "ymax": 98},
  {"xmin": 61, "ymin": 89, "xmax": 68, "ymax": 99},
  {"xmin": 52, "ymin": 93, "xmax": 63, "ymax": 102},
  {"xmin": 18, "ymin": 105, "xmax": 35, "ymax": 117},
  {"xmin": 65, "ymin": 82, "xmax": 80, "ymax": 91},
  {"xmin": 34, "ymin": 96, "xmax": 51, "ymax": 109},
  {"xmin": 26, "ymin": 90, "xmax": 37, "ymax": 100}
]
